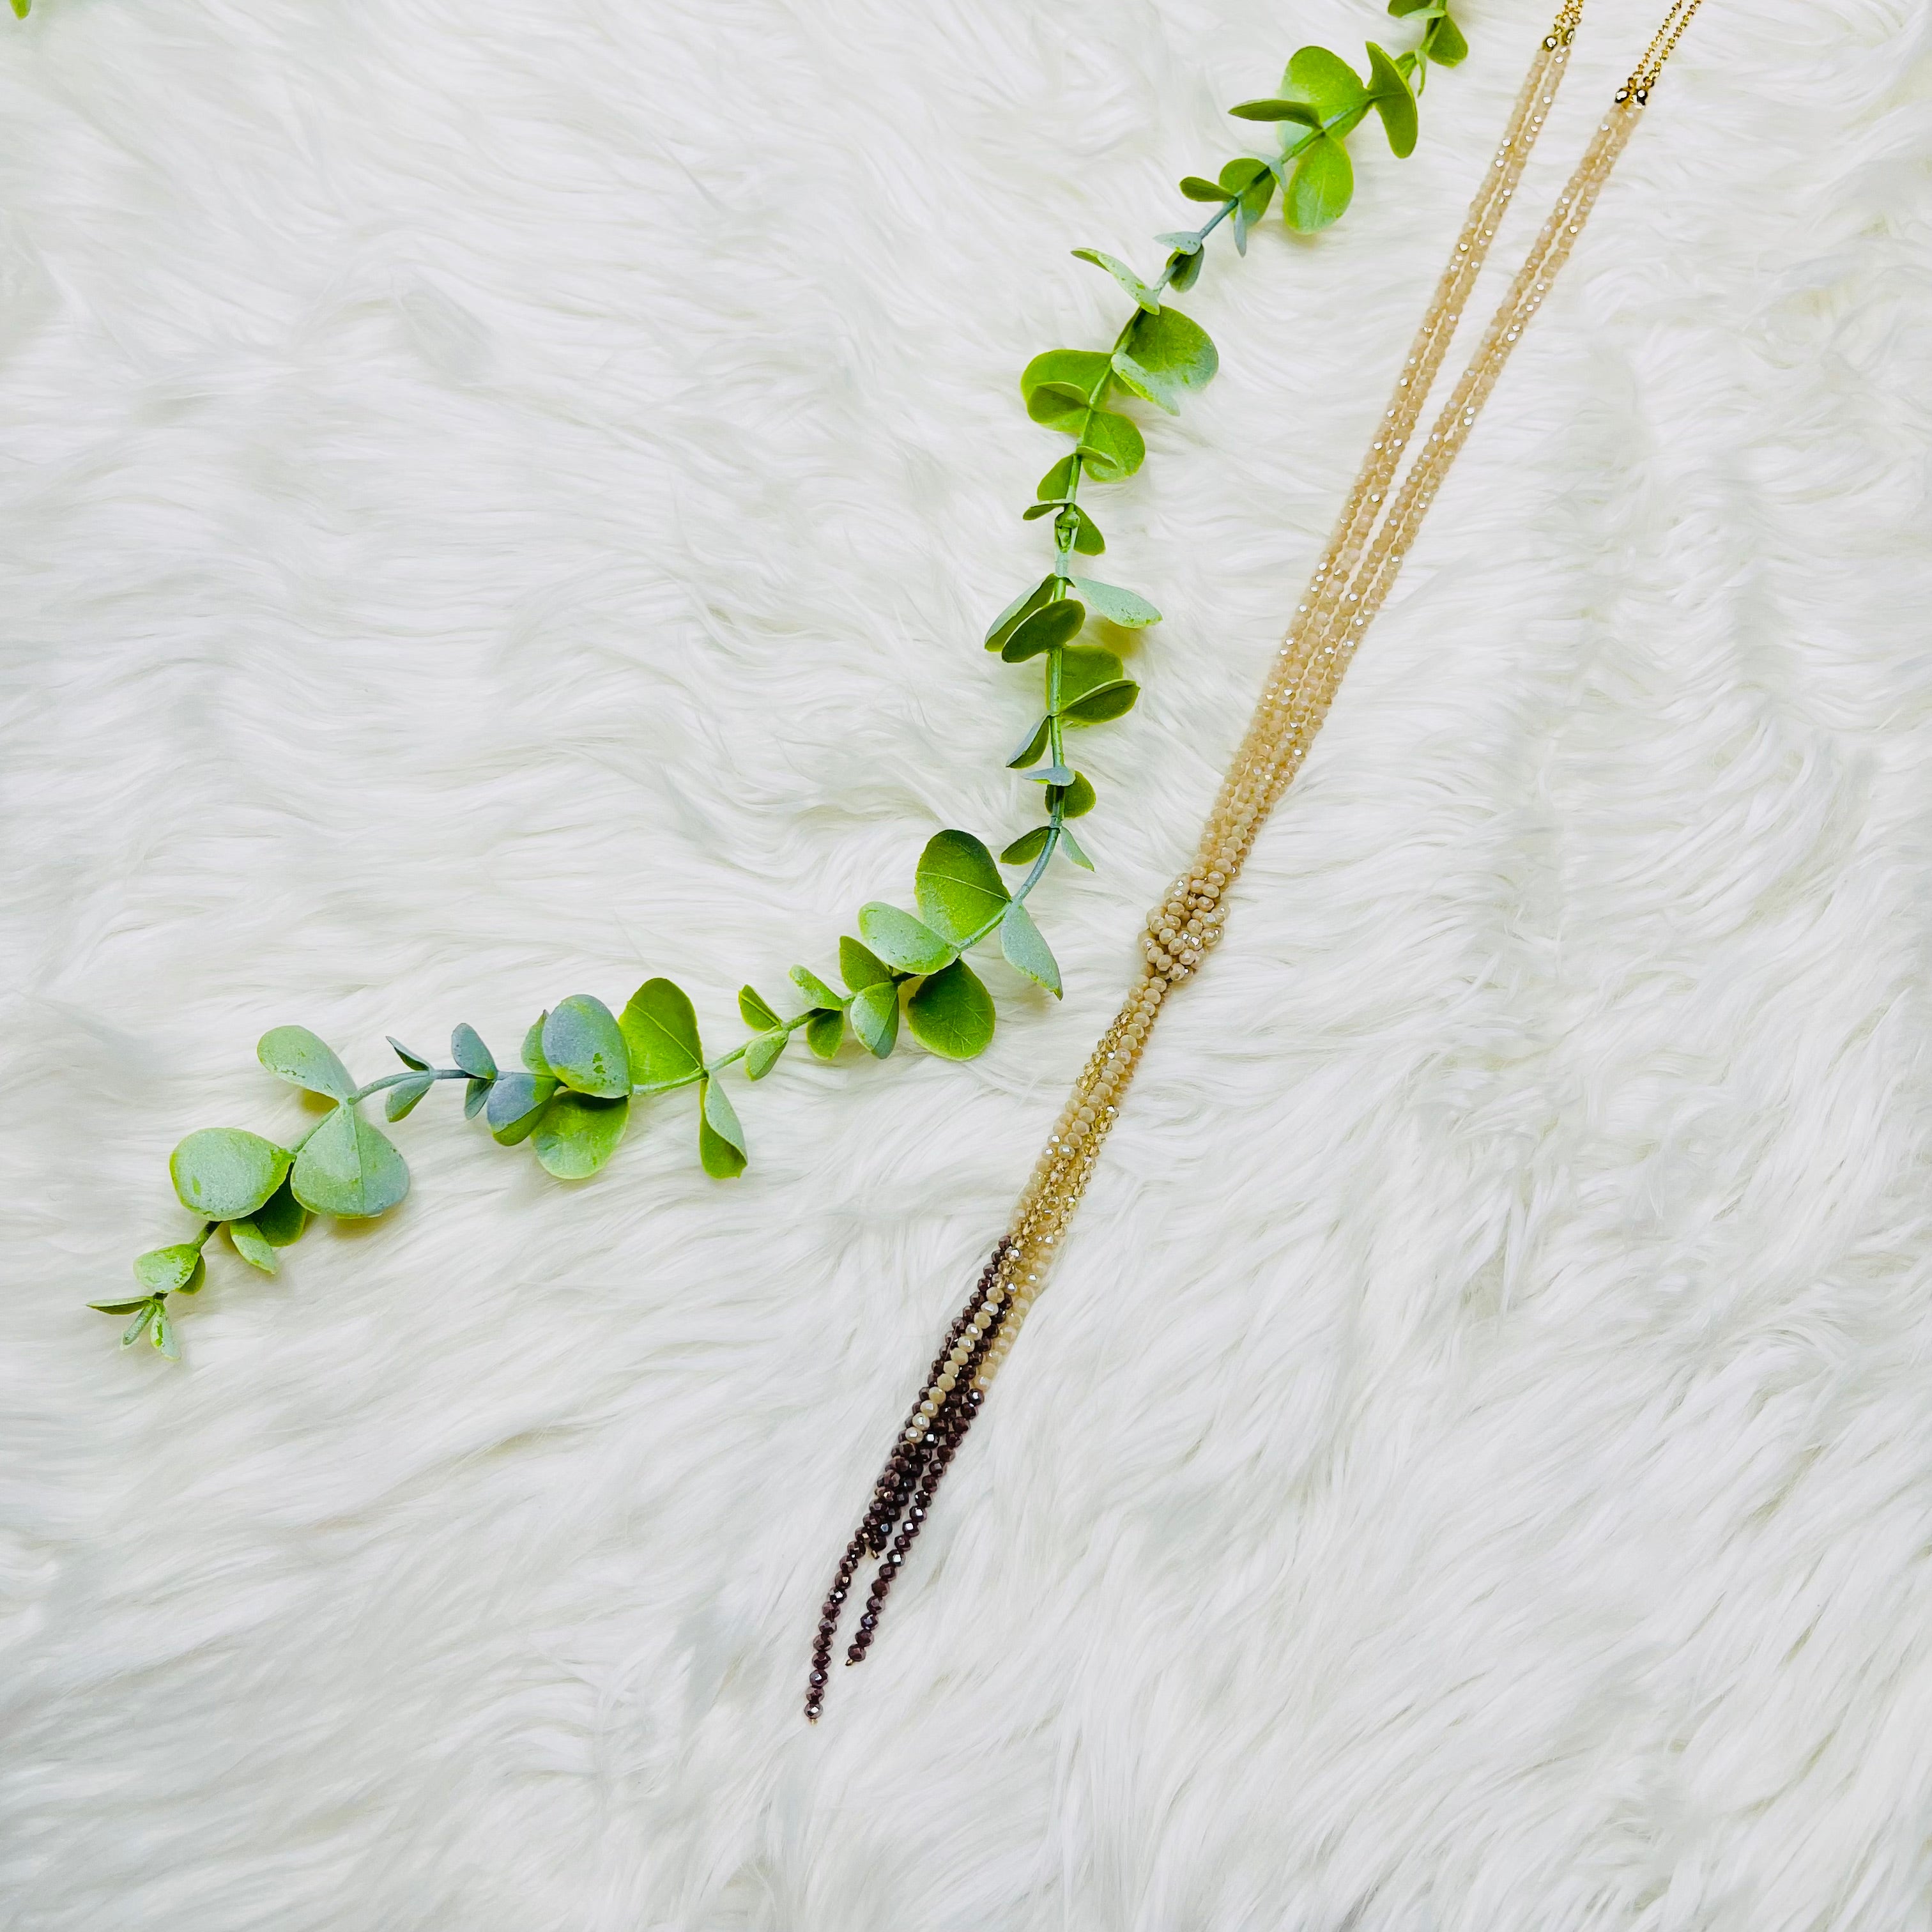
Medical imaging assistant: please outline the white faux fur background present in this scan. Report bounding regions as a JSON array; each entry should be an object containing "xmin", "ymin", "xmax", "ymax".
[{"xmin": 4, "ymin": 0, "xmax": 1931, "ymax": 1924}]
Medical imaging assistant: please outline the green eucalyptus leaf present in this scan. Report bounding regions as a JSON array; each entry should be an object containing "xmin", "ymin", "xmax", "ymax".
[
  {"xmin": 804, "ymin": 1007, "xmax": 845, "ymax": 1059},
  {"xmin": 857, "ymin": 903, "xmax": 956, "ymax": 976},
  {"xmin": 1068, "ymin": 577, "xmax": 1162, "ymax": 627},
  {"xmin": 1112, "ymin": 305, "xmax": 1218, "ymax": 415},
  {"xmin": 1227, "ymin": 97, "xmax": 1324, "ymax": 123},
  {"xmin": 1167, "ymin": 247, "xmax": 1205, "ymax": 293},
  {"xmin": 450, "ymin": 1023, "xmax": 496, "ymax": 1080},
  {"xmin": 698, "ymin": 1077, "xmax": 748, "ymax": 1179},
  {"xmin": 789, "ymin": 963, "xmax": 847, "ymax": 1011},
  {"xmin": 1058, "ymin": 678, "xmax": 1140, "ymax": 724},
  {"xmin": 1036, "ymin": 454, "xmax": 1078, "ymax": 502},
  {"xmin": 252, "ymin": 1176, "xmax": 309, "ymax": 1246},
  {"xmin": 291, "ymin": 1105, "xmax": 410, "ymax": 1218},
  {"xmin": 463, "ymin": 1077, "xmax": 493, "ymax": 1120},
  {"xmin": 170, "ymin": 1129, "xmax": 293, "ymax": 1222},
  {"xmin": 384, "ymin": 1072, "xmax": 436, "ymax": 1122},
  {"xmin": 1178, "ymin": 174, "xmax": 1229, "ymax": 201},
  {"xmin": 534, "ymin": 1091, "xmax": 630, "ymax": 1180},
  {"xmin": 91, "ymin": 1297, "xmax": 155, "ymax": 1316},
  {"xmin": 1025, "ymin": 379, "xmax": 1094, "ymax": 434},
  {"xmin": 1282, "ymin": 44, "xmax": 1370, "ymax": 116},
  {"xmin": 848, "ymin": 980, "xmax": 900, "ymax": 1059},
  {"xmin": 1062, "ymin": 505, "xmax": 1106, "ymax": 555},
  {"xmin": 916, "ymin": 830, "xmax": 1010, "ymax": 945},
  {"xmin": 1058, "ymin": 644, "xmax": 1126, "ymax": 707},
  {"xmin": 999, "ymin": 901, "xmax": 1062, "ymax": 997},
  {"xmin": 542, "ymin": 993, "xmax": 631, "ymax": 1098},
  {"xmin": 1022, "ymin": 502, "xmax": 1067, "ymax": 522},
  {"xmin": 1000, "ymin": 826, "xmax": 1052, "ymax": 866},
  {"xmin": 1059, "ymin": 827, "xmax": 1096, "ymax": 870},
  {"xmin": 1000, "ymin": 599, "xmax": 1085, "ymax": 665},
  {"xmin": 905, "ymin": 960, "xmax": 997, "ymax": 1061},
  {"xmin": 1366, "ymin": 42, "xmax": 1418, "ymax": 155},
  {"xmin": 1020, "ymin": 348, "xmax": 1112, "ymax": 410},
  {"xmin": 738, "ymin": 985, "xmax": 781, "ymax": 1031},
  {"xmin": 745, "ymin": 1031, "xmax": 788, "ymax": 1080},
  {"xmin": 619, "ymin": 978, "xmax": 704, "ymax": 1089},
  {"xmin": 986, "ymin": 578, "xmax": 1058, "ymax": 654},
  {"xmin": 1075, "ymin": 407, "xmax": 1145, "ymax": 483},
  {"xmin": 1059, "ymin": 771, "xmax": 1098, "ymax": 818},
  {"xmin": 838, "ymin": 935, "xmax": 894, "ymax": 992},
  {"xmin": 257, "ymin": 1026, "xmax": 356, "ymax": 1102},
  {"xmin": 1156, "ymin": 230, "xmax": 1203, "ymax": 253},
  {"xmin": 387, "ymin": 1037, "xmax": 431, "ymax": 1071},
  {"xmin": 134, "ymin": 1243, "xmax": 206, "ymax": 1295},
  {"xmin": 1024, "ymin": 763, "xmax": 1078, "ymax": 787},
  {"xmin": 1427, "ymin": 8, "xmax": 1468, "ymax": 66},
  {"xmin": 1070, "ymin": 248, "xmax": 1162, "ymax": 314},
  {"xmin": 229, "ymin": 1220, "xmax": 279, "ymax": 1275},
  {"xmin": 120, "ymin": 1302, "xmax": 158, "ymax": 1349},
  {"xmin": 1008, "ymin": 716, "xmax": 1052, "ymax": 770},
  {"xmin": 1286, "ymin": 132, "xmax": 1354, "ymax": 231},
  {"xmin": 486, "ymin": 1071, "xmax": 559, "ymax": 1145},
  {"xmin": 521, "ymin": 1016, "xmax": 553, "ymax": 1077},
  {"xmin": 152, "ymin": 1305, "xmax": 180, "ymax": 1360}
]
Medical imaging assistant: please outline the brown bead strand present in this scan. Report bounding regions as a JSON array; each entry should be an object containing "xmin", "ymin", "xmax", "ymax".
[{"xmin": 804, "ymin": 1241, "xmax": 1012, "ymax": 1721}]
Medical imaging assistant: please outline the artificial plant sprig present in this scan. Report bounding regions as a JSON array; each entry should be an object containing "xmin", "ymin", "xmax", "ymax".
[{"xmin": 96, "ymin": 1, "xmax": 1468, "ymax": 1354}]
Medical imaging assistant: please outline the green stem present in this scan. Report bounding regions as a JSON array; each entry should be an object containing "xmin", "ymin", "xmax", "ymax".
[{"xmin": 350, "ymin": 1068, "xmax": 469, "ymax": 1104}]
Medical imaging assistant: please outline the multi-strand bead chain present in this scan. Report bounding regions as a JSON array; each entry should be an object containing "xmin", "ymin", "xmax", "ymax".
[{"xmin": 806, "ymin": 0, "xmax": 1706, "ymax": 1721}]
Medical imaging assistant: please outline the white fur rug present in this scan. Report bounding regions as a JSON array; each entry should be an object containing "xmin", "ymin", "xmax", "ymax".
[{"xmin": 4, "ymin": 0, "xmax": 1929, "ymax": 1925}]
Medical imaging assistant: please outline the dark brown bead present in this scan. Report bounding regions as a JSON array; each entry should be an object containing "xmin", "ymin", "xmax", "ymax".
[
  {"xmin": 818, "ymin": 1617, "xmax": 836, "ymax": 1634},
  {"xmin": 847, "ymin": 1644, "xmax": 863, "ymax": 1662},
  {"xmin": 859, "ymin": 1612, "xmax": 877, "ymax": 1630},
  {"xmin": 809, "ymin": 1668, "xmax": 827, "ymax": 1687}
]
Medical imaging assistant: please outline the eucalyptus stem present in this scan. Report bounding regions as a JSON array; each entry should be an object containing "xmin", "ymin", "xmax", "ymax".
[{"xmin": 97, "ymin": 0, "xmax": 1471, "ymax": 1355}]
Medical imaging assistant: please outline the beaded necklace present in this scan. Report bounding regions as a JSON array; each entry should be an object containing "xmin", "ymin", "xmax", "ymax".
[{"xmin": 805, "ymin": 0, "xmax": 1708, "ymax": 1722}]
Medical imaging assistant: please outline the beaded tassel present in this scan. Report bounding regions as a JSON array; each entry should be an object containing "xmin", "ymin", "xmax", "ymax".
[{"xmin": 807, "ymin": 0, "xmax": 1706, "ymax": 1722}]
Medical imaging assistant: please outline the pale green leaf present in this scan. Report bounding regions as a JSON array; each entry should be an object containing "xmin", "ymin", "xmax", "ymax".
[
  {"xmin": 1178, "ymin": 174, "xmax": 1229, "ymax": 201},
  {"xmin": 999, "ymin": 901, "xmax": 1062, "ymax": 997},
  {"xmin": 1057, "ymin": 645, "xmax": 1126, "ymax": 708},
  {"xmin": 1112, "ymin": 305, "xmax": 1218, "ymax": 415},
  {"xmin": 387, "ymin": 1037, "xmax": 431, "ymax": 1071},
  {"xmin": 698, "ymin": 1077, "xmax": 748, "ymax": 1179},
  {"xmin": 229, "ymin": 1221, "xmax": 279, "ymax": 1274},
  {"xmin": 252, "ymin": 1177, "xmax": 309, "ymax": 1246},
  {"xmin": 1287, "ymin": 133, "xmax": 1354, "ymax": 231},
  {"xmin": 291, "ymin": 1105, "xmax": 410, "ymax": 1218},
  {"xmin": 1059, "ymin": 678, "xmax": 1140, "ymax": 724},
  {"xmin": 619, "ymin": 978, "xmax": 704, "ymax": 1089},
  {"xmin": 838, "ymin": 935, "xmax": 894, "ymax": 992},
  {"xmin": 804, "ymin": 1007, "xmax": 845, "ymax": 1059},
  {"xmin": 383, "ymin": 1072, "xmax": 436, "ymax": 1121},
  {"xmin": 542, "ymin": 993, "xmax": 631, "ymax": 1098},
  {"xmin": 857, "ymin": 903, "xmax": 956, "ymax": 975},
  {"xmin": 789, "ymin": 963, "xmax": 847, "ymax": 1011},
  {"xmin": 534, "ymin": 1091, "xmax": 630, "ymax": 1179},
  {"xmin": 1069, "ymin": 578, "xmax": 1162, "ymax": 627},
  {"xmin": 463, "ymin": 1077, "xmax": 493, "ymax": 1119},
  {"xmin": 1023, "ymin": 763, "xmax": 1078, "ymax": 786},
  {"xmin": 257, "ymin": 1026, "xmax": 356, "ymax": 1101},
  {"xmin": 522, "ymin": 1016, "xmax": 552, "ymax": 1077},
  {"xmin": 90, "ymin": 1298, "xmax": 154, "ymax": 1315},
  {"xmin": 152, "ymin": 1305, "xmax": 180, "ymax": 1359},
  {"xmin": 450, "ymin": 1023, "xmax": 496, "ymax": 1080},
  {"xmin": 1064, "ymin": 505, "xmax": 1106, "ymax": 555},
  {"xmin": 1060, "ymin": 770, "xmax": 1098, "ymax": 818},
  {"xmin": 1227, "ymin": 97, "xmax": 1324, "ymax": 123},
  {"xmin": 1036, "ymin": 454, "xmax": 1078, "ymax": 502},
  {"xmin": 1000, "ymin": 826, "xmax": 1052, "ymax": 866},
  {"xmin": 121, "ymin": 1302, "xmax": 157, "ymax": 1349},
  {"xmin": 916, "ymin": 830, "xmax": 1009, "ymax": 945},
  {"xmin": 485, "ymin": 1073, "xmax": 558, "ymax": 1145},
  {"xmin": 905, "ymin": 960, "xmax": 996, "ymax": 1060},
  {"xmin": 133, "ymin": 1243, "xmax": 206, "ymax": 1294},
  {"xmin": 1001, "ymin": 599, "xmax": 1085, "ymax": 665},
  {"xmin": 1282, "ymin": 44, "xmax": 1370, "ymax": 116},
  {"xmin": 1008, "ymin": 717, "xmax": 1052, "ymax": 770},
  {"xmin": 738, "ymin": 985, "xmax": 781, "ymax": 1031},
  {"xmin": 1060, "ymin": 827, "xmax": 1096, "ymax": 870},
  {"xmin": 1366, "ymin": 43, "xmax": 1418, "ymax": 155},
  {"xmin": 746, "ymin": 1031, "xmax": 787, "ymax": 1080},
  {"xmin": 1025, "ymin": 379, "xmax": 1092, "ymax": 434},
  {"xmin": 1075, "ymin": 407, "xmax": 1145, "ymax": 483},
  {"xmin": 169, "ymin": 1129, "xmax": 293, "ymax": 1222},
  {"xmin": 848, "ymin": 980, "xmax": 900, "ymax": 1059},
  {"xmin": 1019, "ymin": 348, "xmax": 1112, "ymax": 410},
  {"xmin": 1070, "ymin": 248, "xmax": 1162, "ymax": 314}
]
